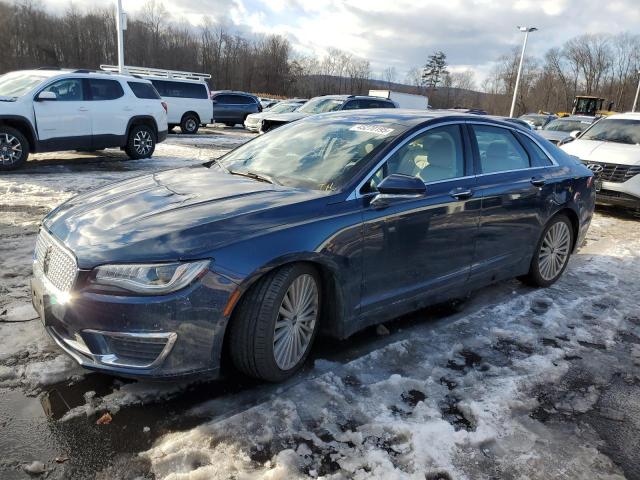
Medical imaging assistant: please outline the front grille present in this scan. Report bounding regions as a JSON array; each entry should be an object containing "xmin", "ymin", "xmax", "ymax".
[
  {"xmin": 105, "ymin": 335, "xmax": 169, "ymax": 364},
  {"xmin": 33, "ymin": 230, "xmax": 77, "ymax": 293},
  {"xmin": 584, "ymin": 161, "xmax": 640, "ymax": 183}
]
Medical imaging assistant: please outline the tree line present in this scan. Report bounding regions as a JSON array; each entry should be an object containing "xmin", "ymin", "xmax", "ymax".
[{"xmin": 2, "ymin": 0, "xmax": 639, "ymax": 115}]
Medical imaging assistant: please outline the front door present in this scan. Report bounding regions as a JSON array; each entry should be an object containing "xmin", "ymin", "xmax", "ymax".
[
  {"xmin": 33, "ymin": 77, "xmax": 91, "ymax": 149},
  {"xmin": 360, "ymin": 123, "xmax": 480, "ymax": 320}
]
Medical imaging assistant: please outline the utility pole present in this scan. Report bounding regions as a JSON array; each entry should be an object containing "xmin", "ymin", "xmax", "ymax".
[
  {"xmin": 509, "ymin": 26, "xmax": 537, "ymax": 118},
  {"xmin": 633, "ymin": 70, "xmax": 640, "ymax": 112},
  {"xmin": 116, "ymin": 0, "xmax": 127, "ymax": 73}
]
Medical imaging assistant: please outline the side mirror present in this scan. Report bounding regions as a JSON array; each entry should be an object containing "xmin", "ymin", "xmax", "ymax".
[
  {"xmin": 37, "ymin": 91, "xmax": 57, "ymax": 101},
  {"xmin": 370, "ymin": 174, "xmax": 426, "ymax": 209},
  {"xmin": 569, "ymin": 130, "xmax": 581, "ymax": 139}
]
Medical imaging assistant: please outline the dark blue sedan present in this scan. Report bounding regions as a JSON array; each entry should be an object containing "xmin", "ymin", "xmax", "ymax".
[{"xmin": 31, "ymin": 110, "xmax": 595, "ymax": 382}]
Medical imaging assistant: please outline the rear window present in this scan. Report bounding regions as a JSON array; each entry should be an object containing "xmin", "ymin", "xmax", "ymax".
[
  {"xmin": 151, "ymin": 80, "xmax": 208, "ymax": 99},
  {"xmin": 128, "ymin": 82, "xmax": 160, "ymax": 99},
  {"xmin": 89, "ymin": 79, "xmax": 124, "ymax": 101}
]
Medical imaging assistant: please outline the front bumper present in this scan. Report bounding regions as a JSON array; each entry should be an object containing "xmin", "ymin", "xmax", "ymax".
[
  {"xmin": 32, "ymin": 269, "xmax": 238, "ymax": 379},
  {"xmin": 596, "ymin": 176, "xmax": 640, "ymax": 210}
]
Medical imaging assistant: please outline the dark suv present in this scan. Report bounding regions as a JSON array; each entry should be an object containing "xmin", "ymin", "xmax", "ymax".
[
  {"xmin": 260, "ymin": 95, "xmax": 396, "ymax": 133},
  {"xmin": 211, "ymin": 91, "xmax": 261, "ymax": 127}
]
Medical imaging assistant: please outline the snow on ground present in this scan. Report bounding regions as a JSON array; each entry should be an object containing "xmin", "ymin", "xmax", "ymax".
[
  {"xmin": 0, "ymin": 131, "xmax": 248, "ymax": 393},
  {"xmin": 141, "ymin": 213, "xmax": 640, "ymax": 480}
]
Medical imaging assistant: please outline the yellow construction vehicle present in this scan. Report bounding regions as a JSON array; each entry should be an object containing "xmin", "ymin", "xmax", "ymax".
[{"xmin": 558, "ymin": 95, "xmax": 616, "ymax": 117}]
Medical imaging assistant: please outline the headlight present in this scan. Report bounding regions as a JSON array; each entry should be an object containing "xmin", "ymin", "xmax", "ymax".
[{"xmin": 92, "ymin": 260, "xmax": 210, "ymax": 295}]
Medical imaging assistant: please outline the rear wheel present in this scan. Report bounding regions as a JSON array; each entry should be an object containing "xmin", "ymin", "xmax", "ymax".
[
  {"xmin": 224, "ymin": 121, "xmax": 235, "ymax": 127},
  {"xmin": 229, "ymin": 264, "xmax": 321, "ymax": 382},
  {"xmin": 125, "ymin": 125, "xmax": 156, "ymax": 159},
  {"xmin": 0, "ymin": 126, "xmax": 29, "ymax": 171},
  {"xmin": 180, "ymin": 114, "xmax": 199, "ymax": 134},
  {"xmin": 520, "ymin": 214, "xmax": 573, "ymax": 287}
]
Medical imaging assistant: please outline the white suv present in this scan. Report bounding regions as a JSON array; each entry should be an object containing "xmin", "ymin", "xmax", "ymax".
[
  {"xmin": 101, "ymin": 65, "xmax": 213, "ymax": 135},
  {"xmin": 0, "ymin": 69, "xmax": 168, "ymax": 170}
]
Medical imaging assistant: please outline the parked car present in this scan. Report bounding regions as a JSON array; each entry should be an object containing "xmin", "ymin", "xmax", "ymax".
[
  {"xmin": 101, "ymin": 65, "xmax": 212, "ymax": 135},
  {"xmin": 260, "ymin": 94, "xmax": 396, "ymax": 133},
  {"xmin": 519, "ymin": 113, "xmax": 557, "ymax": 130},
  {"xmin": 539, "ymin": 115, "xmax": 596, "ymax": 144},
  {"xmin": 259, "ymin": 97, "xmax": 279, "ymax": 109},
  {"xmin": 560, "ymin": 112, "xmax": 640, "ymax": 212},
  {"xmin": 0, "ymin": 69, "xmax": 168, "ymax": 170},
  {"xmin": 33, "ymin": 110, "xmax": 594, "ymax": 382},
  {"xmin": 244, "ymin": 99, "xmax": 307, "ymax": 132},
  {"xmin": 211, "ymin": 91, "xmax": 261, "ymax": 127}
]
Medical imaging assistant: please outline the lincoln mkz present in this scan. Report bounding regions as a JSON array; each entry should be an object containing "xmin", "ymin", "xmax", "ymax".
[{"xmin": 32, "ymin": 111, "xmax": 595, "ymax": 382}]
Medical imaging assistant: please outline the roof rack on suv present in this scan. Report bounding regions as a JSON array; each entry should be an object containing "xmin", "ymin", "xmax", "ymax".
[{"xmin": 100, "ymin": 65, "xmax": 211, "ymax": 81}]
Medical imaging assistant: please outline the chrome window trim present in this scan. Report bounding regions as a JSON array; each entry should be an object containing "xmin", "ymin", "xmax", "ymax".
[{"xmin": 347, "ymin": 119, "xmax": 560, "ymax": 201}]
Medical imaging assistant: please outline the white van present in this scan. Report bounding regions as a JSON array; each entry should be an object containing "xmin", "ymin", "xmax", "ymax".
[{"xmin": 101, "ymin": 65, "xmax": 213, "ymax": 134}]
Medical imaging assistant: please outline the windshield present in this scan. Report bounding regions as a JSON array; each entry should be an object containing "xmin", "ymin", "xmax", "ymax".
[
  {"xmin": 297, "ymin": 98, "xmax": 344, "ymax": 114},
  {"xmin": 581, "ymin": 119, "xmax": 640, "ymax": 145},
  {"xmin": 218, "ymin": 119, "xmax": 401, "ymax": 190},
  {"xmin": 544, "ymin": 119, "xmax": 591, "ymax": 133},
  {"xmin": 0, "ymin": 72, "xmax": 48, "ymax": 98},
  {"xmin": 520, "ymin": 115, "xmax": 547, "ymax": 127},
  {"xmin": 267, "ymin": 102, "xmax": 301, "ymax": 114}
]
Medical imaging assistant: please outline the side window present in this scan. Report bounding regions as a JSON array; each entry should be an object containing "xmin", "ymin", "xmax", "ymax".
[
  {"xmin": 362, "ymin": 125, "xmax": 465, "ymax": 193},
  {"xmin": 127, "ymin": 82, "xmax": 161, "ymax": 99},
  {"xmin": 471, "ymin": 125, "xmax": 530, "ymax": 174},
  {"xmin": 214, "ymin": 95, "xmax": 232, "ymax": 104},
  {"xmin": 42, "ymin": 78, "xmax": 83, "ymax": 101},
  {"xmin": 150, "ymin": 80, "xmax": 168, "ymax": 96},
  {"xmin": 88, "ymin": 79, "xmax": 124, "ymax": 101},
  {"xmin": 342, "ymin": 100, "xmax": 360, "ymax": 110},
  {"xmin": 516, "ymin": 132, "xmax": 553, "ymax": 167}
]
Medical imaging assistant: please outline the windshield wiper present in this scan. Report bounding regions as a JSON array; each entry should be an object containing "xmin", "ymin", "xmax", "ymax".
[{"xmin": 229, "ymin": 169, "xmax": 281, "ymax": 185}]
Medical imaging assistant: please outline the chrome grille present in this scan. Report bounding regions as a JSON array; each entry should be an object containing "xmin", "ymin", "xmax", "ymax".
[
  {"xmin": 33, "ymin": 230, "xmax": 77, "ymax": 293},
  {"xmin": 584, "ymin": 161, "xmax": 640, "ymax": 183}
]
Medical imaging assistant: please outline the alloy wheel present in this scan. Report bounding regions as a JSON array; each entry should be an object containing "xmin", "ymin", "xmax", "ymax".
[
  {"xmin": 0, "ymin": 133, "xmax": 23, "ymax": 166},
  {"xmin": 133, "ymin": 130, "xmax": 153, "ymax": 156},
  {"xmin": 273, "ymin": 274, "xmax": 318, "ymax": 370},
  {"xmin": 185, "ymin": 118, "xmax": 197, "ymax": 132},
  {"xmin": 538, "ymin": 221, "xmax": 571, "ymax": 281}
]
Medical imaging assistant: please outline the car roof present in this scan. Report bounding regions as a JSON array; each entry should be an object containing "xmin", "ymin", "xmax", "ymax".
[
  {"xmin": 7, "ymin": 69, "xmax": 153, "ymax": 83},
  {"xmin": 559, "ymin": 115, "xmax": 595, "ymax": 122},
  {"xmin": 607, "ymin": 112, "xmax": 640, "ymax": 121},
  {"xmin": 313, "ymin": 94, "xmax": 394, "ymax": 102},
  {"xmin": 305, "ymin": 108, "xmax": 533, "ymax": 130},
  {"xmin": 211, "ymin": 90, "xmax": 257, "ymax": 97}
]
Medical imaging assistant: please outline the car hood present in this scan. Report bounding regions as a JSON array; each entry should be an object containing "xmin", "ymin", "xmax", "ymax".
[
  {"xmin": 44, "ymin": 165, "xmax": 329, "ymax": 268},
  {"xmin": 539, "ymin": 130, "xmax": 570, "ymax": 142},
  {"xmin": 560, "ymin": 139, "xmax": 640, "ymax": 166},
  {"xmin": 262, "ymin": 111, "xmax": 310, "ymax": 123}
]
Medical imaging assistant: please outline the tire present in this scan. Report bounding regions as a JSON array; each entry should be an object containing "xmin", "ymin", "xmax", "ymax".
[
  {"xmin": 124, "ymin": 124, "xmax": 156, "ymax": 160},
  {"xmin": 224, "ymin": 122, "xmax": 235, "ymax": 127},
  {"xmin": 180, "ymin": 114, "xmax": 199, "ymax": 134},
  {"xmin": 520, "ymin": 214, "xmax": 574, "ymax": 287},
  {"xmin": 0, "ymin": 126, "xmax": 29, "ymax": 171},
  {"xmin": 229, "ymin": 264, "xmax": 321, "ymax": 382}
]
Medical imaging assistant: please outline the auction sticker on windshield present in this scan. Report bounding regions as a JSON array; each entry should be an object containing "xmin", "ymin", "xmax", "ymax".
[{"xmin": 349, "ymin": 124, "xmax": 394, "ymax": 136}]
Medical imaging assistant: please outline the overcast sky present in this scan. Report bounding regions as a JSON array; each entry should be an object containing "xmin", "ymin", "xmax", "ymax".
[{"xmin": 39, "ymin": 0, "xmax": 640, "ymax": 83}]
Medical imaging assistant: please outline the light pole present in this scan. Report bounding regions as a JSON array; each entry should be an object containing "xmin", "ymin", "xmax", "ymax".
[
  {"xmin": 115, "ymin": 0, "xmax": 127, "ymax": 73},
  {"xmin": 509, "ymin": 26, "xmax": 537, "ymax": 118},
  {"xmin": 633, "ymin": 70, "xmax": 640, "ymax": 112}
]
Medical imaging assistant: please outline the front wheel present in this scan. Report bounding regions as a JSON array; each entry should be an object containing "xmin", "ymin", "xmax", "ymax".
[
  {"xmin": 125, "ymin": 125, "xmax": 156, "ymax": 159},
  {"xmin": 0, "ymin": 126, "xmax": 29, "ymax": 171},
  {"xmin": 229, "ymin": 264, "xmax": 321, "ymax": 382},
  {"xmin": 520, "ymin": 214, "xmax": 573, "ymax": 287}
]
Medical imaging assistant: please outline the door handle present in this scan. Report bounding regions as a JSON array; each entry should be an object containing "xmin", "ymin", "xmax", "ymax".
[
  {"xmin": 449, "ymin": 188, "xmax": 473, "ymax": 200},
  {"xmin": 78, "ymin": 107, "xmax": 89, "ymax": 112},
  {"xmin": 530, "ymin": 176, "xmax": 546, "ymax": 187}
]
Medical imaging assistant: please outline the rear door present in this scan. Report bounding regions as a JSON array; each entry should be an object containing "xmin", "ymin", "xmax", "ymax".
[
  {"xmin": 86, "ymin": 78, "xmax": 129, "ymax": 146},
  {"xmin": 360, "ymin": 122, "xmax": 480, "ymax": 319},
  {"xmin": 467, "ymin": 122, "xmax": 555, "ymax": 282},
  {"xmin": 33, "ymin": 77, "xmax": 91, "ymax": 149}
]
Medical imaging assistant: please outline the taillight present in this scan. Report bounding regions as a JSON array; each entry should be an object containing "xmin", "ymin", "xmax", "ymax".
[{"xmin": 161, "ymin": 101, "xmax": 168, "ymax": 114}]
